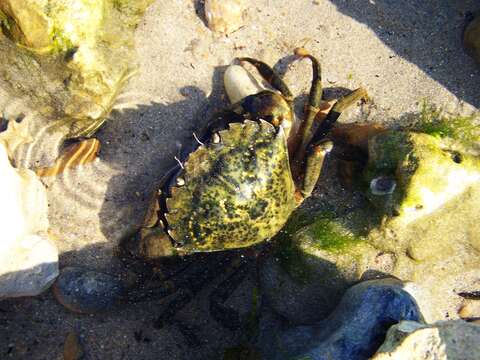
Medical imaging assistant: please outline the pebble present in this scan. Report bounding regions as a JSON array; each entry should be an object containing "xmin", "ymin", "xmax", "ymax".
[
  {"xmin": 204, "ymin": 0, "xmax": 245, "ymax": 35},
  {"xmin": 53, "ymin": 267, "xmax": 124, "ymax": 314}
]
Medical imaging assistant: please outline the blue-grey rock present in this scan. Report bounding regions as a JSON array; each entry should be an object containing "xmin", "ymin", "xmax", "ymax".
[
  {"xmin": 53, "ymin": 267, "xmax": 125, "ymax": 314},
  {"xmin": 258, "ymin": 278, "xmax": 423, "ymax": 360}
]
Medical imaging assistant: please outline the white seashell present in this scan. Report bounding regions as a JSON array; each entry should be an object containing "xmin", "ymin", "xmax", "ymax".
[
  {"xmin": 204, "ymin": 0, "xmax": 245, "ymax": 35},
  {"xmin": 0, "ymin": 143, "xmax": 58, "ymax": 298}
]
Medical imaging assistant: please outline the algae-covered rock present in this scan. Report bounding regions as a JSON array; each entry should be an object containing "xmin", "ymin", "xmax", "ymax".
[
  {"xmin": 0, "ymin": 0, "xmax": 153, "ymax": 138},
  {"xmin": 267, "ymin": 125, "xmax": 480, "ymax": 323},
  {"xmin": 365, "ymin": 131, "xmax": 480, "ymax": 225},
  {"xmin": 371, "ymin": 320, "xmax": 480, "ymax": 360},
  {"xmin": 260, "ymin": 210, "xmax": 395, "ymax": 324}
]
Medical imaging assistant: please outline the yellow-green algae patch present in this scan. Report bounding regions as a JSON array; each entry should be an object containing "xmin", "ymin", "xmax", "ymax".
[
  {"xmin": 413, "ymin": 101, "xmax": 480, "ymax": 149},
  {"xmin": 0, "ymin": 0, "xmax": 153, "ymax": 138},
  {"xmin": 303, "ymin": 214, "xmax": 362, "ymax": 252}
]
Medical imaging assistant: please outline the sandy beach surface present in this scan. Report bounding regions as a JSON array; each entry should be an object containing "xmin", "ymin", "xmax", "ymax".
[{"xmin": 1, "ymin": 1, "xmax": 479, "ymax": 359}]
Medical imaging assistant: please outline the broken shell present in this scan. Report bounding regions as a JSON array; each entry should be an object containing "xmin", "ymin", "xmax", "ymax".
[
  {"xmin": 204, "ymin": 0, "xmax": 245, "ymax": 35},
  {"xmin": 370, "ymin": 176, "xmax": 397, "ymax": 195}
]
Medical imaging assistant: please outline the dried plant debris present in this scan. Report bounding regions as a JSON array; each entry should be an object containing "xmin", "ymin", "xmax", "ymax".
[{"xmin": 0, "ymin": 0, "xmax": 153, "ymax": 139}]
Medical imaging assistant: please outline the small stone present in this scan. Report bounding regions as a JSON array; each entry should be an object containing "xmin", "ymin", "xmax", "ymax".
[
  {"xmin": 53, "ymin": 267, "xmax": 124, "ymax": 314},
  {"xmin": 64, "ymin": 332, "xmax": 84, "ymax": 360},
  {"xmin": 204, "ymin": 0, "xmax": 245, "ymax": 35},
  {"xmin": 458, "ymin": 299, "xmax": 480, "ymax": 320}
]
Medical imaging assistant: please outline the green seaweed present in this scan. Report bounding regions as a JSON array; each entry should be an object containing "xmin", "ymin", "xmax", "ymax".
[
  {"xmin": 306, "ymin": 213, "xmax": 361, "ymax": 252},
  {"xmin": 413, "ymin": 101, "xmax": 479, "ymax": 148}
]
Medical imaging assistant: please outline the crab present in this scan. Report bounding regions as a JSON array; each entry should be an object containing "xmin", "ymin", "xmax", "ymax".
[
  {"xmin": 135, "ymin": 48, "xmax": 367, "ymax": 259},
  {"xmin": 123, "ymin": 49, "xmax": 367, "ymax": 332}
]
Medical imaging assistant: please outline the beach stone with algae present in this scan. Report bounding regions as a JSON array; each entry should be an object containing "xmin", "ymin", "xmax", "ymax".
[{"xmin": 264, "ymin": 128, "xmax": 480, "ymax": 324}]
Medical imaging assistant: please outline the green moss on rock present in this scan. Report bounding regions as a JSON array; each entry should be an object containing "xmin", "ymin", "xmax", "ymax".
[
  {"xmin": 413, "ymin": 101, "xmax": 479, "ymax": 149},
  {"xmin": 305, "ymin": 214, "xmax": 361, "ymax": 252}
]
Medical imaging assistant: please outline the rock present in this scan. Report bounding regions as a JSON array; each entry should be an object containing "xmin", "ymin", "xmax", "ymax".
[
  {"xmin": 365, "ymin": 131, "xmax": 480, "ymax": 226},
  {"xmin": 64, "ymin": 332, "xmax": 84, "ymax": 360},
  {"xmin": 204, "ymin": 0, "xmax": 245, "ymax": 35},
  {"xmin": 464, "ymin": 12, "xmax": 480, "ymax": 64},
  {"xmin": 267, "ymin": 128, "xmax": 480, "ymax": 323},
  {"xmin": 0, "ymin": 0, "xmax": 153, "ymax": 138},
  {"xmin": 371, "ymin": 320, "xmax": 480, "ymax": 360},
  {"xmin": 53, "ymin": 267, "xmax": 125, "ymax": 314},
  {"xmin": 258, "ymin": 279, "xmax": 422, "ymax": 360},
  {"xmin": 0, "ymin": 142, "xmax": 58, "ymax": 298},
  {"xmin": 0, "ymin": 0, "xmax": 52, "ymax": 48}
]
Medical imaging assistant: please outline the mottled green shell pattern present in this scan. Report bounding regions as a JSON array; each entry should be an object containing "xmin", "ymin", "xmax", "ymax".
[{"xmin": 165, "ymin": 120, "xmax": 297, "ymax": 252}]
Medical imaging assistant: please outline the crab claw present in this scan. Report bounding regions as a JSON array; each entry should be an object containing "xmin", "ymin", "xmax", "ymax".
[{"xmin": 224, "ymin": 64, "xmax": 264, "ymax": 104}]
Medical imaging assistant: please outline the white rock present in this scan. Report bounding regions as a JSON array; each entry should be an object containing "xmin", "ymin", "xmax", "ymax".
[
  {"xmin": 0, "ymin": 143, "xmax": 58, "ymax": 298},
  {"xmin": 371, "ymin": 320, "xmax": 480, "ymax": 360},
  {"xmin": 204, "ymin": 0, "xmax": 245, "ymax": 35}
]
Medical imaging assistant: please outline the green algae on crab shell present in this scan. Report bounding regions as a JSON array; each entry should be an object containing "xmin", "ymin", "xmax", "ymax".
[
  {"xmin": 165, "ymin": 120, "xmax": 297, "ymax": 252},
  {"xmin": 0, "ymin": 0, "xmax": 153, "ymax": 138},
  {"xmin": 365, "ymin": 131, "xmax": 480, "ymax": 225}
]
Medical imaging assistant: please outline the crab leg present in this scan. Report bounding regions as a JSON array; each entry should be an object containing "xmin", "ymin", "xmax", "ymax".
[
  {"xmin": 236, "ymin": 57, "xmax": 293, "ymax": 100},
  {"xmin": 310, "ymin": 87, "xmax": 368, "ymax": 144},
  {"xmin": 295, "ymin": 87, "xmax": 367, "ymax": 199},
  {"xmin": 292, "ymin": 48, "xmax": 323, "ymax": 156},
  {"xmin": 300, "ymin": 140, "xmax": 333, "ymax": 198}
]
